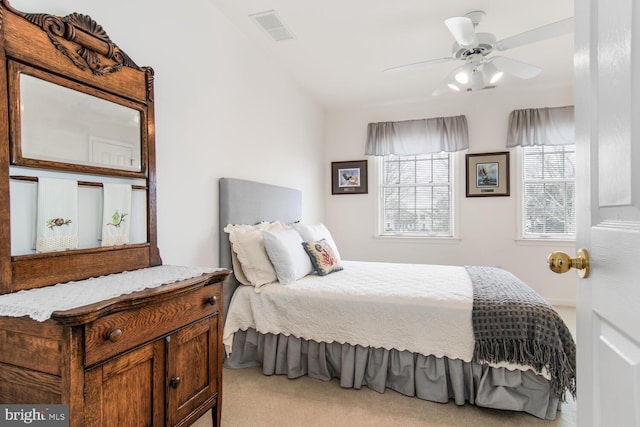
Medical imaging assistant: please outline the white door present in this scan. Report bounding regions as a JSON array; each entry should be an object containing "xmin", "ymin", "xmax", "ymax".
[
  {"xmin": 575, "ymin": 0, "xmax": 640, "ymax": 426},
  {"xmin": 89, "ymin": 136, "xmax": 136, "ymax": 170}
]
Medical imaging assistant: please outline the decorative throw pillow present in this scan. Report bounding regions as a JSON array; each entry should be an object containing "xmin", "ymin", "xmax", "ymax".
[
  {"xmin": 302, "ymin": 239, "xmax": 343, "ymax": 276},
  {"xmin": 262, "ymin": 229, "xmax": 313, "ymax": 285},
  {"xmin": 292, "ymin": 223, "xmax": 341, "ymax": 260}
]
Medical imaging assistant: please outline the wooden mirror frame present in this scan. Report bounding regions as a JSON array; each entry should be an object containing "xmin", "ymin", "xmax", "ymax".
[
  {"xmin": 0, "ymin": 1, "xmax": 161, "ymax": 294},
  {"xmin": 9, "ymin": 61, "xmax": 149, "ymax": 177}
]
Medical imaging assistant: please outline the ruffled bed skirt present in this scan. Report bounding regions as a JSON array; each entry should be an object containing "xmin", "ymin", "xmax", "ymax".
[{"xmin": 225, "ymin": 329, "xmax": 562, "ymax": 420}]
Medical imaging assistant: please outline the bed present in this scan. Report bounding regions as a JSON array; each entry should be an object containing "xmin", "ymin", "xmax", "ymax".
[{"xmin": 219, "ymin": 177, "xmax": 576, "ymax": 420}]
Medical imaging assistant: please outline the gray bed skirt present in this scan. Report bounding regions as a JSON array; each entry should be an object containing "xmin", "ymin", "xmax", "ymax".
[{"xmin": 225, "ymin": 328, "xmax": 562, "ymax": 420}]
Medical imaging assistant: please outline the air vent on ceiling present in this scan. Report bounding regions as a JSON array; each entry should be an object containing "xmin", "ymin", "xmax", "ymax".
[{"xmin": 249, "ymin": 10, "xmax": 295, "ymax": 42}]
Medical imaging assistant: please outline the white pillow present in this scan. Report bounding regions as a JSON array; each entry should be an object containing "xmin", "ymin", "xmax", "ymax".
[
  {"xmin": 224, "ymin": 222, "xmax": 287, "ymax": 288},
  {"xmin": 230, "ymin": 250, "xmax": 251, "ymax": 286},
  {"xmin": 262, "ymin": 229, "xmax": 313, "ymax": 285},
  {"xmin": 292, "ymin": 223, "xmax": 341, "ymax": 260}
]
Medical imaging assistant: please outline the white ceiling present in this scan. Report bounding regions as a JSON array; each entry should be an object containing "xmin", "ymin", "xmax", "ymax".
[{"xmin": 210, "ymin": 0, "xmax": 574, "ymax": 109}]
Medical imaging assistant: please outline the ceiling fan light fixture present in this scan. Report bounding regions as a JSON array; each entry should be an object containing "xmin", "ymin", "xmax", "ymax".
[
  {"xmin": 454, "ymin": 62, "xmax": 474, "ymax": 84},
  {"xmin": 471, "ymin": 69, "xmax": 485, "ymax": 91},
  {"xmin": 483, "ymin": 62, "xmax": 504, "ymax": 84},
  {"xmin": 454, "ymin": 71, "xmax": 469, "ymax": 84},
  {"xmin": 390, "ymin": 11, "xmax": 570, "ymax": 97}
]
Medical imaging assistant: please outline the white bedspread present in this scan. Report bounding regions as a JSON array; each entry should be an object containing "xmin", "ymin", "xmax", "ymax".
[{"xmin": 224, "ymin": 260, "xmax": 475, "ymax": 362}]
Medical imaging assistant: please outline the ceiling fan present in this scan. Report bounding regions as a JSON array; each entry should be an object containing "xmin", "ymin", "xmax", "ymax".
[{"xmin": 384, "ymin": 11, "xmax": 573, "ymax": 96}]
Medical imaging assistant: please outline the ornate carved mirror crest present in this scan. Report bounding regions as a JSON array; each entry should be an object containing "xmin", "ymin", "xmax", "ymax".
[{"xmin": 2, "ymin": 0, "xmax": 151, "ymax": 76}]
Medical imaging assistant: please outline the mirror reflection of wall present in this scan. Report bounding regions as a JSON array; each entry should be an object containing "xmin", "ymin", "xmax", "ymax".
[{"xmin": 20, "ymin": 74, "xmax": 142, "ymax": 171}]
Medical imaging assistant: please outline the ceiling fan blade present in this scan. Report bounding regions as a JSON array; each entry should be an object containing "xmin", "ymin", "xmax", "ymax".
[
  {"xmin": 495, "ymin": 17, "xmax": 573, "ymax": 51},
  {"xmin": 444, "ymin": 16, "xmax": 478, "ymax": 47},
  {"xmin": 431, "ymin": 64, "xmax": 467, "ymax": 96},
  {"xmin": 384, "ymin": 57, "xmax": 453, "ymax": 73},
  {"xmin": 432, "ymin": 83, "xmax": 451, "ymax": 97},
  {"xmin": 491, "ymin": 56, "xmax": 541, "ymax": 79}
]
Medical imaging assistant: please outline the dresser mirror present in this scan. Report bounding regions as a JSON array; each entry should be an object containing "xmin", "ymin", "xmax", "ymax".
[
  {"xmin": 0, "ymin": 0, "xmax": 161, "ymax": 294},
  {"xmin": 16, "ymin": 72, "xmax": 143, "ymax": 172},
  {"xmin": 9, "ymin": 58, "xmax": 147, "ymax": 176}
]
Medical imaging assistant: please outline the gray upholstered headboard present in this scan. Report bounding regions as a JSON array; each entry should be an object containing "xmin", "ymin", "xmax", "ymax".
[{"xmin": 218, "ymin": 177, "xmax": 302, "ymax": 317}]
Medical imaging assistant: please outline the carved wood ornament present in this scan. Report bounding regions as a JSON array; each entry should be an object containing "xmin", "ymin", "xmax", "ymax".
[
  {"xmin": 0, "ymin": 0, "xmax": 155, "ymax": 99},
  {"xmin": 3, "ymin": 0, "xmax": 138, "ymax": 74}
]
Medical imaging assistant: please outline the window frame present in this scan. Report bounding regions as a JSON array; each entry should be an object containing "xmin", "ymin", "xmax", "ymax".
[
  {"xmin": 516, "ymin": 145, "xmax": 576, "ymax": 242},
  {"xmin": 375, "ymin": 152, "xmax": 458, "ymax": 240}
]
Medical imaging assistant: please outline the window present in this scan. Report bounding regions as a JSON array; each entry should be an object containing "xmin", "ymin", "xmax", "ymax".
[
  {"xmin": 380, "ymin": 153, "xmax": 453, "ymax": 237},
  {"xmin": 522, "ymin": 145, "xmax": 576, "ymax": 238}
]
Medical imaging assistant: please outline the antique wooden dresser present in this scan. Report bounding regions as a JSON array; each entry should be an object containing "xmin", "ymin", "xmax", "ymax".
[{"xmin": 0, "ymin": 2, "xmax": 229, "ymax": 426}]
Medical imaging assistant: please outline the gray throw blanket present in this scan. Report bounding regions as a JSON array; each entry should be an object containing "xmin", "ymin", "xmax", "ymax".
[{"xmin": 466, "ymin": 266, "xmax": 577, "ymax": 400}]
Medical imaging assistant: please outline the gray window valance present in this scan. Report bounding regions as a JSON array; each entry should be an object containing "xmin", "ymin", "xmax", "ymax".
[
  {"xmin": 506, "ymin": 106, "xmax": 574, "ymax": 147},
  {"xmin": 365, "ymin": 115, "xmax": 469, "ymax": 156}
]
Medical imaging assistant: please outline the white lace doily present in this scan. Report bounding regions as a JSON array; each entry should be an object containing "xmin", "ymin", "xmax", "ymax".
[{"xmin": 0, "ymin": 265, "xmax": 222, "ymax": 322}]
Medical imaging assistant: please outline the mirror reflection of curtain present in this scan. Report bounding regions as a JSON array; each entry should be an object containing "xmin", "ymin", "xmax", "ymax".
[{"xmin": 365, "ymin": 115, "xmax": 469, "ymax": 155}]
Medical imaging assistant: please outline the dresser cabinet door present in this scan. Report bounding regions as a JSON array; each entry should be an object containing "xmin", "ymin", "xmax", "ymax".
[
  {"xmin": 166, "ymin": 315, "xmax": 218, "ymax": 427},
  {"xmin": 84, "ymin": 341, "xmax": 165, "ymax": 427}
]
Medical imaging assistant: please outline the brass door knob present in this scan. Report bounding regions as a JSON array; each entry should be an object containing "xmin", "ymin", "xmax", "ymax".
[{"xmin": 547, "ymin": 248, "xmax": 590, "ymax": 278}]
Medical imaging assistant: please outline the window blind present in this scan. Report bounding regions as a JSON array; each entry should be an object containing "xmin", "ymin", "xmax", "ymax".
[
  {"xmin": 506, "ymin": 106, "xmax": 576, "ymax": 238},
  {"xmin": 522, "ymin": 145, "xmax": 576, "ymax": 236},
  {"xmin": 381, "ymin": 154, "xmax": 451, "ymax": 236}
]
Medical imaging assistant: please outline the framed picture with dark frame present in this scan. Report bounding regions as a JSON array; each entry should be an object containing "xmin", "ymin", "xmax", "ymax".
[
  {"xmin": 465, "ymin": 152, "xmax": 510, "ymax": 197},
  {"xmin": 331, "ymin": 160, "xmax": 368, "ymax": 195}
]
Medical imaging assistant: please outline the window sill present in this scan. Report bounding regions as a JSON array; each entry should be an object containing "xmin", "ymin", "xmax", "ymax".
[
  {"xmin": 375, "ymin": 234, "xmax": 461, "ymax": 244},
  {"xmin": 515, "ymin": 238, "xmax": 575, "ymax": 247}
]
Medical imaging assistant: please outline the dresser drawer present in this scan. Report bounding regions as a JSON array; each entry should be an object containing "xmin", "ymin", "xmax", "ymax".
[{"xmin": 85, "ymin": 284, "xmax": 221, "ymax": 366}]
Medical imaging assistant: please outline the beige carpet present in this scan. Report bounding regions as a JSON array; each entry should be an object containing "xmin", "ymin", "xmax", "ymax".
[
  {"xmin": 193, "ymin": 307, "xmax": 577, "ymax": 427},
  {"xmin": 208, "ymin": 366, "xmax": 576, "ymax": 427}
]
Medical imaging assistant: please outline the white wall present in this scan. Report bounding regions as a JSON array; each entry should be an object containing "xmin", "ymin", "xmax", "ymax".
[
  {"xmin": 13, "ymin": 0, "xmax": 326, "ymax": 268},
  {"xmin": 11, "ymin": 1, "xmax": 576, "ymax": 304},
  {"xmin": 325, "ymin": 85, "xmax": 577, "ymax": 306}
]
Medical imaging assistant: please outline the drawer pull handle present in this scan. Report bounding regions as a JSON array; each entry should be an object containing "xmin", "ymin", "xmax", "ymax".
[
  {"xmin": 207, "ymin": 296, "xmax": 217, "ymax": 306},
  {"xmin": 170, "ymin": 377, "xmax": 181, "ymax": 389},
  {"xmin": 107, "ymin": 328, "xmax": 123, "ymax": 342}
]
